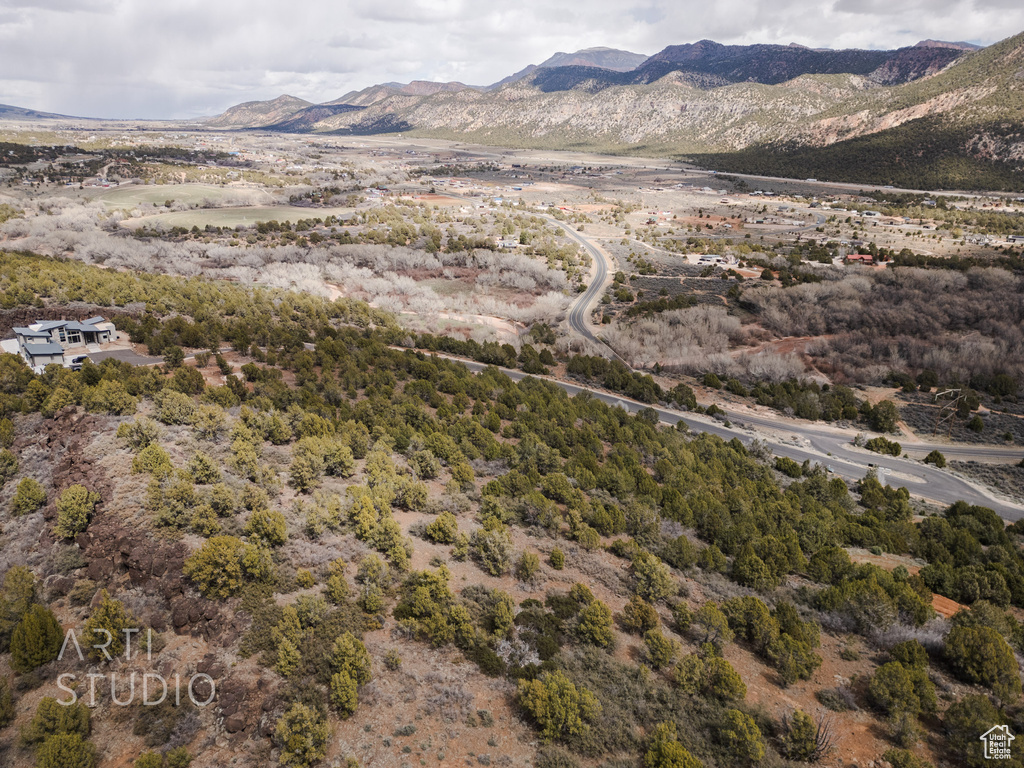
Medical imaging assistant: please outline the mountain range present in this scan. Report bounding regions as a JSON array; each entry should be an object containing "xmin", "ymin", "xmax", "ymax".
[
  {"xmin": 200, "ymin": 34, "xmax": 1024, "ymax": 189},
  {"xmin": 207, "ymin": 39, "xmax": 977, "ymax": 131},
  {"xmin": 5, "ymin": 34, "xmax": 1022, "ymax": 189}
]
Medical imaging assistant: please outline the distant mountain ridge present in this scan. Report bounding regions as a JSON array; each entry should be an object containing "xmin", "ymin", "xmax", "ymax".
[
  {"xmin": 207, "ymin": 39, "xmax": 976, "ymax": 132},
  {"xmin": 206, "ymin": 94, "xmax": 312, "ymax": 129},
  {"xmin": 537, "ymin": 47, "xmax": 649, "ymax": 72},
  {"xmin": 0, "ymin": 103, "xmax": 83, "ymax": 121}
]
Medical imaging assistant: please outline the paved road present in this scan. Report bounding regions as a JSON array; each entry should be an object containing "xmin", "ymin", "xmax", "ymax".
[
  {"xmin": 87, "ymin": 348, "xmax": 162, "ymax": 366},
  {"xmin": 543, "ymin": 217, "xmax": 627, "ymax": 364},
  {"xmin": 433, "ymin": 355, "xmax": 1024, "ymax": 519}
]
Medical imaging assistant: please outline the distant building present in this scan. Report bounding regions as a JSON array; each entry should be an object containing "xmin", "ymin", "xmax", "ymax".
[
  {"xmin": 5, "ymin": 317, "xmax": 115, "ymax": 372},
  {"xmin": 844, "ymin": 254, "xmax": 875, "ymax": 265}
]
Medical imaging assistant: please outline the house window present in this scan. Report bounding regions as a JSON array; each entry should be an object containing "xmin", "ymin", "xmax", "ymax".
[
  {"xmin": 67, "ymin": 331, "xmax": 81, "ymax": 345},
  {"xmin": 58, "ymin": 329, "xmax": 66, "ymax": 343}
]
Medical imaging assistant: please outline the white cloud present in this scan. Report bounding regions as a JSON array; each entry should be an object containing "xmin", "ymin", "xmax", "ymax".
[{"xmin": 0, "ymin": 0, "xmax": 1019, "ymax": 119}]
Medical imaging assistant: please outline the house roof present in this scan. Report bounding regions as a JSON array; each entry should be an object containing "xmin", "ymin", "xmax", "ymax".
[
  {"xmin": 65, "ymin": 321, "xmax": 108, "ymax": 333},
  {"xmin": 85, "ymin": 316, "xmax": 106, "ymax": 325},
  {"xmin": 24, "ymin": 342, "xmax": 65, "ymax": 356},
  {"xmin": 33, "ymin": 320, "xmax": 67, "ymax": 331},
  {"xmin": 13, "ymin": 327, "xmax": 51, "ymax": 337}
]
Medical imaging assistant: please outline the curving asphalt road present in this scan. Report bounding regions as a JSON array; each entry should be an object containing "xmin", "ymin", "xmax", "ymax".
[
  {"xmin": 541, "ymin": 216, "xmax": 629, "ymax": 364},
  {"xmin": 444, "ymin": 356, "xmax": 1024, "ymax": 520}
]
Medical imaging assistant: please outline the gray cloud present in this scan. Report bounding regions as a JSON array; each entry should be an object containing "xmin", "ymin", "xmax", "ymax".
[{"xmin": 0, "ymin": 0, "xmax": 1019, "ymax": 119}]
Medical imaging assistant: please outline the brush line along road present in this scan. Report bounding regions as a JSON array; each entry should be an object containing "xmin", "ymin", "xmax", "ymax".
[{"xmin": 450, "ymin": 357, "xmax": 1024, "ymax": 520}]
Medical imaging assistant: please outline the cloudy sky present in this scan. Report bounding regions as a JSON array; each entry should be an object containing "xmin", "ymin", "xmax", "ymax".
[{"xmin": 1, "ymin": 0, "xmax": 1021, "ymax": 119}]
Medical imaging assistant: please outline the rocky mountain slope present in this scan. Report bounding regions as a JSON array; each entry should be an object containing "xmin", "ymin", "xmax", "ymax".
[
  {"xmin": 206, "ymin": 36, "xmax": 983, "ymax": 142},
  {"xmin": 537, "ymin": 46, "xmax": 649, "ymax": 72},
  {"xmin": 206, "ymin": 33, "xmax": 1023, "ymax": 186},
  {"xmin": 206, "ymin": 94, "xmax": 312, "ymax": 129}
]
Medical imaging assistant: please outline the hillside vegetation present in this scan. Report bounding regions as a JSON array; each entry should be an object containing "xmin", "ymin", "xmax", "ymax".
[{"xmin": 0, "ymin": 251, "xmax": 1021, "ymax": 767}]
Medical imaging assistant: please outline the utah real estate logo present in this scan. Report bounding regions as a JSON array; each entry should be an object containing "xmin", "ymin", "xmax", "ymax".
[{"xmin": 981, "ymin": 725, "xmax": 1014, "ymax": 760}]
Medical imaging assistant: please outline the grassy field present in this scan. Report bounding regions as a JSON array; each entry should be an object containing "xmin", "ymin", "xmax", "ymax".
[
  {"xmin": 121, "ymin": 205, "xmax": 356, "ymax": 230},
  {"xmin": 97, "ymin": 183, "xmax": 275, "ymax": 207}
]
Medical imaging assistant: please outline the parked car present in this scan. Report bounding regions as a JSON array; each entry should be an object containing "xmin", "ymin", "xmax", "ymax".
[{"xmin": 69, "ymin": 354, "xmax": 90, "ymax": 371}]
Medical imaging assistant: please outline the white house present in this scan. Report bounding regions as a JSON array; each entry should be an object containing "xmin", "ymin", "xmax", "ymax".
[{"xmin": 6, "ymin": 316, "xmax": 116, "ymax": 372}]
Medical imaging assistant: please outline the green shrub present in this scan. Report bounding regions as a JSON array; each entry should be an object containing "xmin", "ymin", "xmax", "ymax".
[
  {"xmin": 289, "ymin": 453, "xmax": 324, "ymax": 493},
  {"xmin": 192, "ymin": 404, "xmax": 227, "ymax": 441},
  {"xmin": 410, "ymin": 450, "xmax": 441, "ymax": 479},
  {"xmin": 275, "ymin": 703, "xmax": 329, "ymax": 767},
  {"xmin": 692, "ymin": 603, "xmax": 733, "ymax": 647},
  {"xmin": 183, "ymin": 536, "xmax": 273, "ymax": 598},
  {"xmin": 673, "ymin": 653, "xmax": 746, "ymax": 702},
  {"xmin": 425, "ymin": 511, "xmax": 458, "ymax": 544},
  {"xmin": 35, "ymin": 733, "xmax": 97, "ymax": 768},
  {"xmin": 945, "ymin": 625, "xmax": 1022, "ymax": 702},
  {"xmin": 21, "ymin": 696, "xmax": 90, "ymax": 745},
  {"xmin": 620, "ymin": 596, "xmax": 659, "ymax": 634},
  {"xmin": 295, "ymin": 568, "xmax": 315, "ymax": 589},
  {"xmin": 573, "ymin": 598, "xmax": 614, "ymax": 648},
  {"xmin": 0, "ymin": 675, "xmax": 15, "ymax": 727},
  {"xmin": 324, "ymin": 559, "xmax": 349, "ymax": 603},
  {"xmin": 632, "ymin": 551, "xmax": 674, "ymax": 602},
  {"xmin": 779, "ymin": 710, "xmax": 820, "ymax": 761},
  {"xmin": 68, "ymin": 580, "xmax": 99, "ymax": 606},
  {"xmin": 774, "ymin": 456, "xmax": 804, "ymax": 478},
  {"xmin": 83, "ymin": 380, "xmax": 137, "ymax": 416},
  {"xmin": 717, "ymin": 709, "xmax": 765, "ymax": 765},
  {"xmin": 131, "ymin": 444, "xmax": 173, "ymax": 478},
  {"xmin": 54, "ymin": 485, "xmax": 100, "ymax": 539},
  {"xmin": 82, "ymin": 590, "xmax": 137, "ymax": 662},
  {"xmin": 515, "ymin": 552, "xmax": 541, "ymax": 582},
  {"xmin": 10, "ymin": 603, "xmax": 62, "ymax": 673},
  {"xmin": 517, "ymin": 670, "xmax": 601, "ymax": 743},
  {"xmin": 644, "ymin": 722, "xmax": 703, "ymax": 768},
  {"xmin": 330, "ymin": 670, "xmax": 358, "ymax": 717},
  {"xmin": 923, "ymin": 450, "xmax": 946, "ymax": 468},
  {"xmin": 642, "ymin": 629, "xmax": 679, "ymax": 669},
  {"xmin": 768, "ymin": 634, "xmax": 823, "ymax": 686},
  {"xmin": 671, "ymin": 602, "xmax": 692, "ymax": 633},
  {"xmin": 470, "ymin": 525, "xmax": 513, "ymax": 576},
  {"xmin": 869, "ymin": 662, "xmax": 922, "ymax": 717},
  {"xmin": 865, "ymin": 436, "xmax": 901, "ymax": 456},
  {"xmin": 244, "ymin": 508, "xmax": 288, "ymax": 546},
  {"xmin": 155, "ymin": 390, "xmax": 196, "ymax": 425},
  {"xmin": 0, "ymin": 448, "xmax": 18, "ymax": 487},
  {"xmin": 116, "ymin": 417, "xmax": 161, "ymax": 450},
  {"xmin": 550, "ymin": 548, "xmax": 565, "ymax": 570},
  {"xmin": 890, "ymin": 640, "xmax": 929, "ymax": 669},
  {"xmin": 384, "ymin": 649, "xmax": 402, "ymax": 670},
  {"xmin": 0, "ymin": 417, "xmax": 13, "ymax": 448},
  {"xmin": 0, "ymin": 565, "xmax": 37, "ymax": 652},
  {"xmin": 186, "ymin": 452, "xmax": 221, "ymax": 484},
  {"xmin": 12, "ymin": 477, "xmax": 46, "ymax": 515},
  {"xmin": 944, "ymin": 694, "xmax": 1000, "ymax": 768},
  {"xmin": 332, "ymin": 632, "xmax": 372, "ymax": 686}
]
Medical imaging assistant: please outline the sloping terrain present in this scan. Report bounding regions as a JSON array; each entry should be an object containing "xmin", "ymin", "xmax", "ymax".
[{"xmin": 205, "ymin": 94, "xmax": 313, "ymax": 129}]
